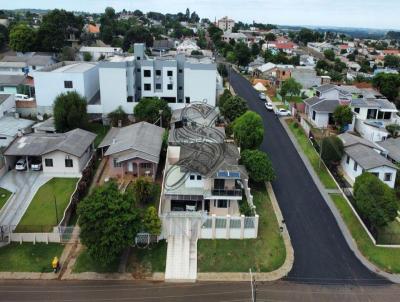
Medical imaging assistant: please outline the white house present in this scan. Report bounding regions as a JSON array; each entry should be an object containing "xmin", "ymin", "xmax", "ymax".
[
  {"xmin": 33, "ymin": 62, "xmax": 100, "ymax": 114},
  {"xmin": 338, "ymin": 133, "xmax": 397, "ymax": 188},
  {"xmin": 0, "ymin": 55, "xmax": 56, "ymax": 76},
  {"xmin": 79, "ymin": 46, "xmax": 123, "ymax": 61},
  {"xmin": 3, "ymin": 128, "xmax": 96, "ymax": 177},
  {"xmin": 222, "ymin": 32, "xmax": 247, "ymax": 44},
  {"xmin": 176, "ymin": 39, "xmax": 201, "ymax": 55},
  {"xmin": 217, "ymin": 16, "xmax": 235, "ymax": 32}
]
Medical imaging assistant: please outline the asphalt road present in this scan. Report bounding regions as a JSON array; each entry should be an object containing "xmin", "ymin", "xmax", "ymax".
[
  {"xmin": 0, "ymin": 280, "xmax": 399, "ymax": 302},
  {"xmin": 228, "ymin": 70, "xmax": 387, "ymax": 285}
]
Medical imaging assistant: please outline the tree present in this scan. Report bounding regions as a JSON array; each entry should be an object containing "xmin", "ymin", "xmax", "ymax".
[
  {"xmin": 107, "ymin": 106, "xmax": 129, "ymax": 127},
  {"xmin": 264, "ymin": 33, "xmax": 276, "ymax": 41},
  {"xmin": 232, "ymin": 111, "xmax": 264, "ymax": 150},
  {"xmin": 130, "ymin": 176, "xmax": 155, "ymax": 205},
  {"xmin": 220, "ymin": 95, "xmax": 248, "ymax": 122},
  {"xmin": 83, "ymin": 52, "xmax": 92, "ymax": 61},
  {"xmin": 234, "ymin": 42, "xmax": 251, "ymax": 66},
  {"xmin": 251, "ymin": 43, "xmax": 260, "ymax": 57},
  {"xmin": 372, "ymin": 73, "xmax": 400, "ymax": 102},
  {"xmin": 354, "ymin": 173, "xmax": 398, "ymax": 230},
  {"xmin": 9, "ymin": 23, "xmax": 36, "ymax": 52},
  {"xmin": 134, "ymin": 97, "xmax": 171, "ymax": 127},
  {"xmin": 384, "ymin": 54, "xmax": 400, "ymax": 68},
  {"xmin": 142, "ymin": 206, "xmax": 162, "ymax": 235},
  {"xmin": 333, "ymin": 105, "xmax": 353, "ymax": 131},
  {"xmin": 323, "ymin": 49, "xmax": 335, "ymax": 61},
  {"xmin": 122, "ymin": 26, "xmax": 153, "ymax": 50},
  {"xmin": 386, "ymin": 124, "xmax": 400, "ymax": 137},
  {"xmin": 53, "ymin": 91, "xmax": 88, "ymax": 132},
  {"xmin": 218, "ymin": 89, "xmax": 232, "ymax": 107},
  {"xmin": 105, "ymin": 7, "xmax": 116, "ymax": 19},
  {"xmin": 240, "ymin": 149, "xmax": 275, "ymax": 182},
  {"xmin": 280, "ymin": 78, "xmax": 302, "ymax": 100},
  {"xmin": 60, "ymin": 46, "xmax": 76, "ymax": 61},
  {"xmin": 78, "ymin": 181, "xmax": 141, "ymax": 265},
  {"xmin": 320, "ymin": 136, "xmax": 344, "ymax": 167}
]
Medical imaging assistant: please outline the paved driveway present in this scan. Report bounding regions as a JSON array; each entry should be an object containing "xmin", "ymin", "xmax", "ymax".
[
  {"xmin": 0, "ymin": 171, "xmax": 51, "ymax": 227},
  {"xmin": 229, "ymin": 70, "xmax": 387, "ymax": 285}
]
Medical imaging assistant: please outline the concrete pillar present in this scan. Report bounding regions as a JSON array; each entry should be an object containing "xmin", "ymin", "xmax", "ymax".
[
  {"xmin": 226, "ymin": 215, "xmax": 230, "ymax": 239},
  {"xmin": 254, "ymin": 214, "xmax": 260, "ymax": 238},
  {"xmin": 240, "ymin": 215, "xmax": 245, "ymax": 239},
  {"xmin": 26, "ymin": 156, "xmax": 29, "ymax": 171},
  {"xmin": 211, "ymin": 214, "xmax": 216, "ymax": 239}
]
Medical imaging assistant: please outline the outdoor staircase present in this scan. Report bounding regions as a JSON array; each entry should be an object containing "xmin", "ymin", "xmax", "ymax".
[{"xmin": 165, "ymin": 218, "xmax": 198, "ymax": 282}]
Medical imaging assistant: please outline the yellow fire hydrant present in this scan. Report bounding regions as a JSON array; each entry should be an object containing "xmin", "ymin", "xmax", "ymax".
[{"xmin": 52, "ymin": 256, "xmax": 59, "ymax": 273}]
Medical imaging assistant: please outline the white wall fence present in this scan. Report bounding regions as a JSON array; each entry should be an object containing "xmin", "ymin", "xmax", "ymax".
[
  {"xmin": 200, "ymin": 214, "xmax": 259, "ymax": 239},
  {"xmin": 300, "ymin": 116, "xmax": 312, "ymax": 137},
  {"xmin": 2, "ymin": 226, "xmax": 78, "ymax": 244}
]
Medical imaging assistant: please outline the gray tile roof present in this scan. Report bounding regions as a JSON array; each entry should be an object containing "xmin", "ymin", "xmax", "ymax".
[
  {"xmin": 0, "ymin": 94, "xmax": 11, "ymax": 105},
  {"xmin": 100, "ymin": 122, "xmax": 164, "ymax": 164},
  {"xmin": 338, "ymin": 133, "xmax": 384, "ymax": 150},
  {"xmin": 345, "ymin": 144, "xmax": 397, "ymax": 170},
  {"xmin": 305, "ymin": 97, "xmax": 340, "ymax": 113},
  {"xmin": 1, "ymin": 55, "xmax": 54, "ymax": 66},
  {"xmin": 4, "ymin": 128, "xmax": 96, "ymax": 157},
  {"xmin": 0, "ymin": 74, "xmax": 26, "ymax": 86},
  {"xmin": 377, "ymin": 138, "xmax": 400, "ymax": 163},
  {"xmin": 351, "ymin": 98, "xmax": 397, "ymax": 111},
  {"xmin": 316, "ymin": 84, "xmax": 336, "ymax": 93}
]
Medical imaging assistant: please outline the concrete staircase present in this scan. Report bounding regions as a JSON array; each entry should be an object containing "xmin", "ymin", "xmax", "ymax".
[{"xmin": 165, "ymin": 218, "xmax": 198, "ymax": 282}]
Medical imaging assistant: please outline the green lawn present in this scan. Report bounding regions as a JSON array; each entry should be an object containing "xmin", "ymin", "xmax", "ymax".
[
  {"xmin": 197, "ymin": 184, "xmax": 286, "ymax": 272},
  {"xmin": 287, "ymin": 120, "xmax": 338, "ymax": 189},
  {"xmin": 285, "ymin": 96, "xmax": 303, "ymax": 103},
  {"xmin": 127, "ymin": 241, "xmax": 167, "ymax": 275},
  {"xmin": 72, "ymin": 248, "xmax": 120, "ymax": 273},
  {"xmin": 16, "ymin": 178, "xmax": 78, "ymax": 232},
  {"xmin": 271, "ymin": 96, "xmax": 281, "ymax": 103},
  {"xmin": 0, "ymin": 187, "xmax": 11, "ymax": 211},
  {"xmin": 330, "ymin": 193, "xmax": 400, "ymax": 273},
  {"xmin": 0, "ymin": 243, "xmax": 64, "ymax": 272},
  {"xmin": 377, "ymin": 220, "xmax": 400, "ymax": 245},
  {"xmin": 86, "ymin": 122, "xmax": 110, "ymax": 148}
]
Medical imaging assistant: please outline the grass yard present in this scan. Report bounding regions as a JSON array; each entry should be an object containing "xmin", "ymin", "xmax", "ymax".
[
  {"xmin": 377, "ymin": 220, "xmax": 400, "ymax": 245},
  {"xmin": 0, "ymin": 243, "xmax": 64, "ymax": 272},
  {"xmin": 330, "ymin": 193, "xmax": 400, "ymax": 273},
  {"xmin": 271, "ymin": 95, "xmax": 281, "ymax": 103},
  {"xmin": 16, "ymin": 178, "xmax": 78, "ymax": 232},
  {"xmin": 127, "ymin": 241, "xmax": 167, "ymax": 276},
  {"xmin": 197, "ymin": 184, "xmax": 286, "ymax": 272},
  {"xmin": 285, "ymin": 96, "xmax": 303, "ymax": 104},
  {"xmin": 0, "ymin": 187, "xmax": 11, "ymax": 211},
  {"xmin": 72, "ymin": 247, "xmax": 119, "ymax": 273},
  {"xmin": 287, "ymin": 119, "xmax": 338, "ymax": 189},
  {"xmin": 86, "ymin": 122, "xmax": 110, "ymax": 148}
]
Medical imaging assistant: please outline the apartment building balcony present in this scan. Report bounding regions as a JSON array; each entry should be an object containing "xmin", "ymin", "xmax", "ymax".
[{"xmin": 210, "ymin": 188, "xmax": 242, "ymax": 197}]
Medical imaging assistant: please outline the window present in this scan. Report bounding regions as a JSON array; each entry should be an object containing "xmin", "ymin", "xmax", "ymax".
[
  {"xmin": 178, "ymin": 99, "xmax": 183, "ymax": 103},
  {"xmin": 371, "ymin": 172, "xmax": 379, "ymax": 178},
  {"xmin": 156, "ymin": 70, "xmax": 161, "ymax": 76},
  {"xmin": 64, "ymin": 81, "xmax": 73, "ymax": 88},
  {"xmin": 179, "ymin": 69, "xmax": 183, "ymax": 73},
  {"xmin": 136, "ymin": 56, "xmax": 141, "ymax": 60},
  {"xmin": 113, "ymin": 158, "xmax": 122, "ymax": 168},
  {"xmin": 312, "ymin": 110, "xmax": 316, "ymax": 121},
  {"xmin": 143, "ymin": 69, "xmax": 151, "ymax": 77},
  {"xmin": 167, "ymin": 84, "xmax": 173, "ymax": 90},
  {"xmin": 216, "ymin": 200, "xmax": 229, "ymax": 208},
  {"xmin": 384, "ymin": 112, "xmax": 391, "ymax": 120},
  {"xmin": 354, "ymin": 107, "xmax": 360, "ymax": 114},
  {"xmin": 190, "ymin": 174, "xmax": 195, "ymax": 180},
  {"xmin": 179, "ymin": 86, "xmax": 182, "ymax": 90},
  {"xmin": 384, "ymin": 173, "xmax": 392, "ymax": 181},
  {"xmin": 65, "ymin": 158, "xmax": 73, "ymax": 168},
  {"xmin": 167, "ymin": 70, "xmax": 173, "ymax": 77},
  {"xmin": 32, "ymin": 66, "xmax": 36, "ymax": 70},
  {"xmin": 197, "ymin": 175, "xmax": 202, "ymax": 180},
  {"xmin": 346, "ymin": 155, "xmax": 350, "ymax": 164},
  {"xmin": 185, "ymin": 97, "xmax": 190, "ymax": 103},
  {"xmin": 127, "ymin": 96, "xmax": 133, "ymax": 102},
  {"xmin": 45, "ymin": 158, "xmax": 53, "ymax": 167},
  {"xmin": 140, "ymin": 162, "xmax": 152, "ymax": 169},
  {"xmin": 156, "ymin": 83, "xmax": 162, "ymax": 90},
  {"xmin": 144, "ymin": 84, "xmax": 151, "ymax": 91},
  {"xmin": 353, "ymin": 162, "xmax": 358, "ymax": 171},
  {"xmin": 367, "ymin": 109, "xmax": 377, "ymax": 119},
  {"xmin": 137, "ymin": 68, "xmax": 141, "ymax": 72}
]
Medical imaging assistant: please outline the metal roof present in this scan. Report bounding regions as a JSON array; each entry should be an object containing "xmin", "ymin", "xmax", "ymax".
[
  {"xmin": 377, "ymin": 138, "xmax": 400, "ymax": 163},
  {"xmin": 338, "ymin": 133, "xmax": 384, "ymax": 150},
  {"xmin": 345, "ymin": 144, "xmax": 397, "ymax": 170},
  {"xmin": 0, "ymin": 74, "xmax": 26, "ymax": 86}
]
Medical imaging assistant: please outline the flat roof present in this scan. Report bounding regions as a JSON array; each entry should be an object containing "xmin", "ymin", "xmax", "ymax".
[
  {"xmin": 53, "ymin": 62, "xmax": 97, "ymax": 73},
  {"xmin": 0, "ymin": 116, "xmax": 35, "ymax": 148}
]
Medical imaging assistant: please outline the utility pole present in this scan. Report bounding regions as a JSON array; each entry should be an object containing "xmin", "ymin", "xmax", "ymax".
[
  {"xmin": 249, "ymin": 269, "xmax": 256, "ymax": 302},
  {"xmin": 54, "ymin": 195, "xmax": 59, "ymax": 225},
  {"xmin": 319, "ymin": 127, "xmax": 326, "ymax": 169}
]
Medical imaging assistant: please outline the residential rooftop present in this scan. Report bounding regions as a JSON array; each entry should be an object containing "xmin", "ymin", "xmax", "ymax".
[
  {"xmin": 377, "ymin": 138, "xmax": 400, "ymax": 163},
  {"xmin": 38, "ymin": 61, "xmax": 97, "ymax": 73}
]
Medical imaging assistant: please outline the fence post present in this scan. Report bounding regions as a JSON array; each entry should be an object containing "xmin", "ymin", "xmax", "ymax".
[
  {"xmin": 226, "ymin": 215, "xmax": 230, "ymax": 239},
  {"xmin": 254, "ymin": 214, "xmax": 259, "ymax": 238},
  {"xmin": 240, "ymin": 215, "xmax": 245, "ymax": 239},
  {"xmin": 212, "ymin": 214, "xmax": 216, "ymax": 239},
  {"xmin": 33, "ymin": 234, "xmax": 36, "ymax": 245}
]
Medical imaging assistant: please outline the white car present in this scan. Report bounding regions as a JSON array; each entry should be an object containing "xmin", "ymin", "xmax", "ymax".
[
  {"xmin": 15, "ymin": 94, "xmax": 34, "ymax": 102},
  {"xmin": 259, "ymin": 93, "xmax": 266, "ymax": 101},
  {"xmin": 276, "ymin": 108, "xmax": 291, "ymax": 116},
  {"xmin": 31, "ymin": 161, "xmax": 42, "ymax": 171},
  {"xmin": 15, "ymin": 159, "xmax": 27, "ymax": 171},
  {"xmin": 265, "ymin": 102, "xmax": 273, "ymax": 111}
]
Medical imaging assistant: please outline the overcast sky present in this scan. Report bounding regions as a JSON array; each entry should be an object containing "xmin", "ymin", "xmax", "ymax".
[{"xmin": 2, "ymin": 0, "xmax": 399, "ymax": 30}]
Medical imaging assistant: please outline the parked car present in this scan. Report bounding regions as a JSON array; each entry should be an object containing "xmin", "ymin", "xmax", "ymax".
[
  {"xmin": 15, "ymin": 159, "xmax": 27, "ymax": 171},
  {"xmin": 276, "ymin": 108, "xmax": 291, "ymax": 116},
  {"xmin": 15, "ymin": 94, "xmax": 34, "ymax": 102},
  {"xmin": 259, "ymin": 93, "xmax": 266, "ymax": 101},
  {"xmin": 30, "ymin": 160, "xmax": 42, "ymax": 171},
  {"xmin": 265, "ymin": 102, "xmax": 273, "ymax": 111}
]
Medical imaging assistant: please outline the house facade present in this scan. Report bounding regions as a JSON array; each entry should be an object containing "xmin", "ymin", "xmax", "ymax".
[{"xmin": 217, "ymin": 16, "xmax": 235, "ymax": 32}]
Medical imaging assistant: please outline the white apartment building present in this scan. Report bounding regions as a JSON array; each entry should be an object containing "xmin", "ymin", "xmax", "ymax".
[
  {"xmin": 79, "ymin": 46, "xmax": 123, "ymax": 61},
  {"xmin": 34, "ymin": 62, "xmax": 100, "ymax": 114},
  {"xmin": 217, "ymin": 16, "xmax": 235, "ymax": 32}
]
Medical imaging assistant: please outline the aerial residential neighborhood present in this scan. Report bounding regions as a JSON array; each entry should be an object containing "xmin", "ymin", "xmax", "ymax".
[{"xmin": 1, "ymin": 1, "xmax": 400, "ymax": 301}]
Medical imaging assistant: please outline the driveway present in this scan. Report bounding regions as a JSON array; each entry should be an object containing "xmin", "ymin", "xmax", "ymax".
[
  {"xmin": 229, "ymin": 70, "xmax": 387, "ymax": 285},
  {"xmin": 0, "ymin": 171, "xmax": 51, "ymax": 227}
]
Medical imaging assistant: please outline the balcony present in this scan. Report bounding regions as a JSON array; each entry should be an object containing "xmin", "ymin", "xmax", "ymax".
[{"xmin": 211, "ymin": 188, "xmax": 242, "ymax": 197}]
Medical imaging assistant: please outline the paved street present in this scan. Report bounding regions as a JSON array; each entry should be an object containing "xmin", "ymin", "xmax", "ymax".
[
  {"xmin": 228, "ymin": 70, "xmax": 387, "ymax": 285},
  {"xmin": 0, "ymin": 280, "xmax": 400, "ymax": 302}
]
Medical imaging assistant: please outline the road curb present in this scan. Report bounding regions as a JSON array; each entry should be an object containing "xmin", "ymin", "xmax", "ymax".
[{"xmin": 280, "ymin": 117, "xmax": 400, "ymax": 284}]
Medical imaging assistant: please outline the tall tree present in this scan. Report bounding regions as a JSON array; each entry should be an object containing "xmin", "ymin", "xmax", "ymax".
[
  {"xmin": 220, "ymin": 95, "xmax": 248, "ymax": 122},
  {"xmin": 78, "ymin": 181, "xmax": 141, "ymax": 265},
  {"xmin": 280, "ymin": 78, "xmax": 302, "ymax": 100},
  {"xmin": 320, "ymin": 136, "xmax": 344, "ymax": 167},
  {"xmin": 240, "ymin": 150, "xmax": 275, "ymax": 183},
  {"xmin": 323, "ymin": 49, "xmax": 335, "ymax": 61},
  {"xmin": 134, "ymin": 98, "xmax": 171, "ymax": 127},
  {"xmin": 372, "ymin": 73, "xmax": 400, "ymax": 102},
  {"xmin": 333, "ymin": 105, "xmax": 353, "ymax": 131},
  {"xmin": 232, "ymin": 111, "xmax": 264, "ymax": 150},
  {"xmin": 123, "ymin": 26, "xmax": 153, "ymax": 50},
  {"xmin": 53, "ymin": 91, "xmax": 88, "ymax": 132},
  {"xmin": 9, "ymin": 23, "xmax": 36, "ymax": 52},
  {"xmin": 234, "ymin": 42, "xmax": 252, "ymax": 66}
]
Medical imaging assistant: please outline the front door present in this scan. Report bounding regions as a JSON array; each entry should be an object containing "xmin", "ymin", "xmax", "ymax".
[{"xmin": 128, "ymin": 162, "xmax": 134, "ymax": 172}]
